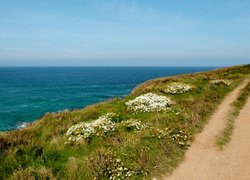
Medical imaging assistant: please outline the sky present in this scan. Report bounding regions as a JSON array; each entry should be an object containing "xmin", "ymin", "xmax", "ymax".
[{"xmin": 0, "ymin": 0, "xmax": 249, "ymax": 66}]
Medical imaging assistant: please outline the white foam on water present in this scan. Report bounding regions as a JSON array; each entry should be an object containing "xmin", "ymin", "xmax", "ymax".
[{"xmin": 16, "ymin": 122, "xmax": 28, "ymax": 129}]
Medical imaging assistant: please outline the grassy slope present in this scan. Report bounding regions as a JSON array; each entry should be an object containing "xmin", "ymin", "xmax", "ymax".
[{"xmin": 0, "ymin": 65, "xmax": 250, "ymax": 180}]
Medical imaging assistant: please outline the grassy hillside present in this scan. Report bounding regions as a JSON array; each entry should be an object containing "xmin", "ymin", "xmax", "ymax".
[{"xmin": 0, "ymin": 65, "xmax": 250, "ymax": 180}]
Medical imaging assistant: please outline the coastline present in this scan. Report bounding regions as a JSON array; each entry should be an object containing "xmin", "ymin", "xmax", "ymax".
[
  {"xmin": 0, "ymin": 64, "xmax": 249, "ymax": 179},
  {"xmin": 0, "ymin": 66, "xmax": 215, "ymax": 132},
  {"xmin": 3, "ymin": 66, "xmax": 226, "ymax": 133}
]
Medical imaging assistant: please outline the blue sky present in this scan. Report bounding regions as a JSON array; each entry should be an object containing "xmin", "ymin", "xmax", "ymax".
[{"xmin": 0, "ymin": 0, "xmax": 249, "ymax": 66}]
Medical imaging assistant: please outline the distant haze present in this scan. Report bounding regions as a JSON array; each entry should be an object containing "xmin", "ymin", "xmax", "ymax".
[{"xmin": 0, "ymin": 0, "xmax": 249, "ymax": 66}]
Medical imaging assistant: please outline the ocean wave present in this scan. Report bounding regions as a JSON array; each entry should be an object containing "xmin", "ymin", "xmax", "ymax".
[
  {"xmin": 16, "ymin": 122, "xmax": 28, "ymax": 129},
  {"xmin": 57, "ymin": 109, "xmax": 70, "ymax": 113}
]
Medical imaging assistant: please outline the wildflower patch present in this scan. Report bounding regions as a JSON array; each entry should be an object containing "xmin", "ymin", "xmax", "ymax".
[
  {"xmin": 210, "ymin": 79, "xmax": 232, "ymax": 85},
  {"xmin": 152, "ymin": 127, "xmax": 192, "ymax": 149},
  {"xmin": 164, "ymin": 82, "xmax": 193, "ymax": 94},
  {"xmin": 66, "ymin": 114, "xmax": 150, "ymax": 143},
  {"xmin": 119, "ymin": 119, "xmax": 149, "ymax": 132},
  {"xmin": 125, "ymin": 93, "xmax": 172, "ymax": 113},
  {"xmin": 66, "ymin": 113, "xmax": 116, "ymax": 142},
  {"xmin": 168, "ymin": 127, "xmax": 192, "ymax": 149},
  {"xmin": 89, "ymin": 151, "xmax": 136, "ymax": 179}
]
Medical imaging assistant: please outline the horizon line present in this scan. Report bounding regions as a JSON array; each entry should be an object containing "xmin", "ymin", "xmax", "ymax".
[{"xmin": 0, "ymin": 65, "xmax": 223, "ymax": 68}]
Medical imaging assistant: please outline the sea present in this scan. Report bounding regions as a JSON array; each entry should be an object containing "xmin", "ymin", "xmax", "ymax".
[{"xmin": 0, "ymin": 67, "xmax": 216, "ymax": 131}]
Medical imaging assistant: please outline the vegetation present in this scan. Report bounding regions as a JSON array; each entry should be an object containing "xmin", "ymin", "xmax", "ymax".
[
  {"xmin": 0, "ymin": 65, "xmax": 250, "ymax": 179},
  {"xmin": 216, "ymin": 81, "xmax": 250, "ymax": 149}
]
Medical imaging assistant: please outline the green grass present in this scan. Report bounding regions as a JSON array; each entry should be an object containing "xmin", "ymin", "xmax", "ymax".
[
  {"xmin": 215, "ymin": 81, "xmax": 250, "ymax": 149},
  {"xmin": 0, "ymin": 65, "xmax": 250, "ymax": 179}
]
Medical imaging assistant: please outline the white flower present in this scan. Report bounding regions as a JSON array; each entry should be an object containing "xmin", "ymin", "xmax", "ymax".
[
  {"xmin": 164, "ymin": 82, "xmax": 193, "ymax": 94},
  {"xmin": 119, "ymin": 119, "xmax": 148, "ymax": 132},
  {"xmin": 125, "ymin": 93, "xmax": 172, "ymax": 113},
  {"xmin": 66, "ymin": 113, "xmax": 116, "ymax": 142},
  {"xmin": 103, "ymin": 155, "xmax": 135, "ymax": 179},
  {"xmin": 210, "ymin": 79, "xmax": 232, "ymax": 85}
]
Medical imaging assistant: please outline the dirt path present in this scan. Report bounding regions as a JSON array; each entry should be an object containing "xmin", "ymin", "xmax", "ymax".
[{"xmin": 163, "ymin": 79, "xmax": 250, "ymax": 180}]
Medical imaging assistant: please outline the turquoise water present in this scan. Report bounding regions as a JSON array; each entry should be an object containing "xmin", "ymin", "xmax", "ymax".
[{"xmin": 0, "ymin": 67, "xmax": 215, "ymax": 131}]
